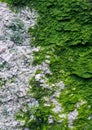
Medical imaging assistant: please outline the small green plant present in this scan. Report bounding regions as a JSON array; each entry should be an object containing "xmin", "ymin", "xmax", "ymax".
[{"xmin": 1, "ymin": 0, "xmax": 30, "ymax": 6}]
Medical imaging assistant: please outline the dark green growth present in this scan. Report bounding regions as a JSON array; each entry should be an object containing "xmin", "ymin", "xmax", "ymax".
[
  {"xmin": 1, "ymin": 0, "xmax": 30, "ymax": 6},
  {"xmin": 29, "ymin": 0, "xmax": 92, "ymax": 129}
]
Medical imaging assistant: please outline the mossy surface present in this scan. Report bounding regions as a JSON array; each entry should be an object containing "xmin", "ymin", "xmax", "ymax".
[
  {"xmin": 3, "ymin": 0, "xmax": 92, "ymax": 129},
  {"xmin": 28, "ymin": 0, "xmax": 92, "ymax": 129}
]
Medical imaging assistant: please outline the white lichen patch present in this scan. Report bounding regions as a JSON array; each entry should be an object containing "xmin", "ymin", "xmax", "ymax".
[
  {"xmin": 52, "ymin": 98, "xmax": 62, "ymax": 113},
  {"xmin": 75, "ymin": 100, "xmax": 87, "ymax": 108},
  {"xmin": 0, "ymin": 2, "xmax": 38, "ymax": 130},
  {"xmin": 68, "ymin": 109, "xmax": 78, "ymax": 129}
]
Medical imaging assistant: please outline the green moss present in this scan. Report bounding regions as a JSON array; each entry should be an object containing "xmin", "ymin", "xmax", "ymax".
[
  {"xmin": 28, "ymin": 0, "xmax": 92, "ymax": 129},
  {"xmin": 1, "ymin": 0, "xmax": 30, "ymax": 7}
]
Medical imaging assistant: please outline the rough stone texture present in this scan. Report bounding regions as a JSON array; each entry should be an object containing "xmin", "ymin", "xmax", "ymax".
[{"xmin": 0, "ymin": 2, "xmax": 37, "ymax": 130}]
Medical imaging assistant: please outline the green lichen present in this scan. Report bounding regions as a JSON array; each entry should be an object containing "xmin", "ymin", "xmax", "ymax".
[{"xmin": 9, "ymin": 18, "xmax": 25, "ymax": 45}]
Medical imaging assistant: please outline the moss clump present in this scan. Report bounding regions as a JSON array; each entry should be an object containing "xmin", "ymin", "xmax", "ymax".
[
  {"xmin": 1, "ymin": 0, "xmax": 30, "ymax": 6},
  {"xmin": 28, "ymin": 0, "xmax": 92, "ymax": 129}
]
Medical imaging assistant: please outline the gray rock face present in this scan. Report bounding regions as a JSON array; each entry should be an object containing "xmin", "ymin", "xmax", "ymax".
[{"xmin": 0, "ymin": 2, "xmax": 37, "ymax": 130}]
